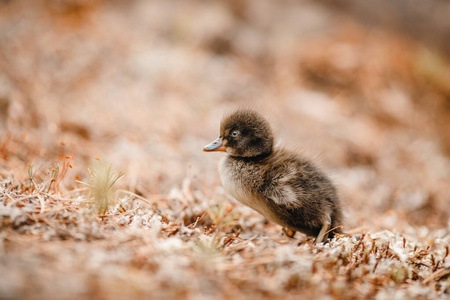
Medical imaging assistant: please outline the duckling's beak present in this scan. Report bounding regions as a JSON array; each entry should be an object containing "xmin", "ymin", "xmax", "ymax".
[{"xmin": 203, "ymin": 137, "xmax": 226, "ymax": 152}]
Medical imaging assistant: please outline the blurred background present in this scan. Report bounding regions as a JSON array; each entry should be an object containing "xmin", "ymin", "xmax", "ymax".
[{"xmin": 0, "ymin": 0, "xmax": 449, "ymax": 231}]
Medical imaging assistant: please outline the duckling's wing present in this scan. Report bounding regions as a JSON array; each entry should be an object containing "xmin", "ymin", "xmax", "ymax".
[{"xmin": 259, "ymin": 163, "xmax": 302, "ymax": 208}]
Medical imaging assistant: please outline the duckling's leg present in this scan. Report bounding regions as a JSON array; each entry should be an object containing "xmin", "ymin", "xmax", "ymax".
[
  {"xmin": 315, "ymin": 221, "xmax": 331, "ymax": 244},
  {"xmin": 282, "ymin": 228, "xmax": 296, "ymax": 238}
]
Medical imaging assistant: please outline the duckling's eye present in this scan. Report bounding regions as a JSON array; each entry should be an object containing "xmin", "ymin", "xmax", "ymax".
[{"xmin": 231, "ymin": 131, "xmax": 239, "ymax": 136}]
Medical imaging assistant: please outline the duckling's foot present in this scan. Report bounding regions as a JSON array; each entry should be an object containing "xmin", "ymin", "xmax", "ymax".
[{"xmin": 282, "ymin": 228, "xmax": 296, "ymax": 238}]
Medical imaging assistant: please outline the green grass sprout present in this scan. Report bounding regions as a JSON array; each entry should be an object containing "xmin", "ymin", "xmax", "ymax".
[
  {"xmin": 47, "ymin": 165, "xmax": 59, "ymax": 192},
  {"xmin": 27, "ymin": 163, "xmax": 36, "ymax": 189},
  {"xmin": 78, "ymin": 159, "xmax": 124, "ymax": 215},
  {"xmin": 208, "ymin": 201, "xmax": 239, "ymax": 230}
]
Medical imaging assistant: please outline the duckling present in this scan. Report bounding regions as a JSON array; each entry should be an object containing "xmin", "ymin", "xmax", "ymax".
[{"xmin": 204, "ymin": 110, "xmax": 343, "ymax": 243}]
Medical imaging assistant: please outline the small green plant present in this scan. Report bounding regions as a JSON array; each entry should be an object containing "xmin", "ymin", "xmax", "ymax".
[
  {"xmin": 47, "ymin": 166, "xmax": 59, "ymax": 192},
  {"xmin": 27, "ymin": 163, "xmax": 36, "ymax": 189},
  {"xmin": 78, "ymin": 159, "xmax": 124, "ymax": 215},
  {"xmin": 194, "ymin": 233, "xmax": 220, "ymax": 256},
  {"xmin": 208, "ymin": 201, "xmax": 239, "ymax": 230}
]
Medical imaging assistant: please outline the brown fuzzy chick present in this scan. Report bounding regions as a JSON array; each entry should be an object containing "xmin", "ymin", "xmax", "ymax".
[{"xmin": 204, "ymin": 110, "xmax": 343, "ymax": 243}]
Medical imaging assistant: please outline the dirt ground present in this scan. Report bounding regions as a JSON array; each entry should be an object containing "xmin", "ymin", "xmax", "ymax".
[{"xmin": 0, "ymin": 1, "xmax": 449, "ymax": 299}]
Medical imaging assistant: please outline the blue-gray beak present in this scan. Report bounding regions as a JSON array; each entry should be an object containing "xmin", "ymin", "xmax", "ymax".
[{"xmin": 203, "ymin": 137, "xmax": 226, "ymax": 152}]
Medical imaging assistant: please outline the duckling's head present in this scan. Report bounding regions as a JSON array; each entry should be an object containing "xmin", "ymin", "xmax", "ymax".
[{"xmin": 204, "ymin": 110, "xmax": 274, "ymax": 157}]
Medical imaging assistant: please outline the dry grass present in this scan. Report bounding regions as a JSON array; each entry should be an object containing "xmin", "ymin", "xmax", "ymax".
[
  {"xmin": 0, "ymin": 0, "xmax": 449, "ymax": 299},
  {"xmin": 0, "ymin": 178, "xmax": 449, "ymax": 299}
]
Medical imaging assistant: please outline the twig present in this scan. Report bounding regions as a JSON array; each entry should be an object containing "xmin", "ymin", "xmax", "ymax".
[
  {"xmin": 36, "ymin": 194, "xmax": 45, "ymax": 214},
  {"xmin": 6, "ymin": 194, "xmax": 38, "ymax": 207},
  {"xmin": 3, "ymin": 193, "xmax": 15, "ymax": 204},
  {"xmin": 189, "ymin": 209, "xmax": 210, "ymax": 228},
  {"xmin": 46, "ymin": 193, "xmax": 92, "ymax": 203},
  {"xmin": 117, "ymin": 189, "xmax": 163, "ymax": 206},
  {"xmin": 423, "ymin": 268, "xmax": 450, "ymax": 284}
]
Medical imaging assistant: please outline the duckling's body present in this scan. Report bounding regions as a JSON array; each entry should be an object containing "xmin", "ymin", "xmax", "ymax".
[{"xmin": 204, "ymin": 110, "xmax": 343, "ymax": 242}]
